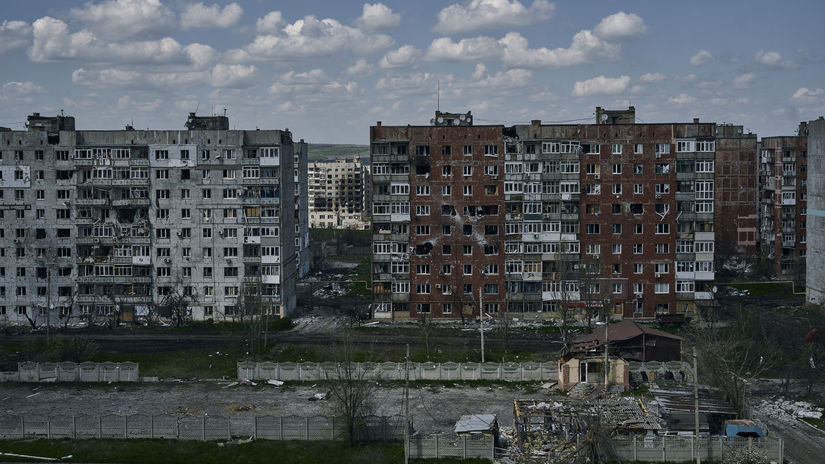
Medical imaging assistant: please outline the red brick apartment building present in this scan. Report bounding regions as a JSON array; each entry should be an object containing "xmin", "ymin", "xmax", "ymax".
[
  {"xmin": 759, "ymin": 123, "xmax": 809, "ymax": 277},
  {"xmin": 370, "ymin": 108, "xmax": 757, "ymax": 321}
]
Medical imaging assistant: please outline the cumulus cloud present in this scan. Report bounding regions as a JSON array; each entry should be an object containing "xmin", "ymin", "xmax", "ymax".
[
  {"xmin": 754, "ymin": 50, "xmax": 797, "ymax": 69},
  {"xmin": 0, "ymin": 20, "xmax": 32, "ymax": 54},
  {"xmin": 501, "ymin": 31, "xmax": 618, "ymax": 68},
  {"xmin": 68, "ymin": 0, "xmax": 176, "ymax": 40},
  {"xmin": 571, "ymin": 75, "xmax": 630, "ymax": 96},
  {"xmin": 244, "ymin": 15, "xmax": 393, "ymax": 59},
  {"xmin": 639, "ymin": 72, "xmax": 665, "ymax": 83},
  {"xmin": 434, "ymin": 0, "xmax": 555, "ymax": 35},
  {"xmin": 376, "ymin": 72, "xmax": 447, "ymax": 98},
  {"xmin": 256, "ymin": 11, "xmax": 284, "ymax": 34},
  {"xmin": 29, "ymin": 16, "xmax": 215, "ymax": 67},
  {"xmin": 690, "ymin": 49, "xmax": 713, "ymax": 66},
  {"xmin": 211, "ymin": 64, "xmax": 256, "ymax": 88},
  {"xmin": 346, "ymin": 58, "xmax": 372, "ymax": 76},
  {"xmin": 356, "ymin": 3, "xmax": 401, "ymax": 31},
  {"xmin": 471, "ymin": 68, "xmax": 532, "ymax": 88},
  {"xmin": 667, "ymin": 93, "xmax": 696, "ymax": 105},
  {"xmin": 0, "ymin": 81, "xmax": 45, "ymax": 100},
  {"xmin": 593, "ymin": 12, "xmax": 647, "ymax": 40},
  {"xmin": 72, "ymin": 68, "xmax": 210, "ymax": 89},
  {"xmin": 269, "ymin": 69, "xmax": 361, "ymax": 102},
  {"xmin": 733, "ymin": 72, "xmax": 754, "ymax": 89},
  {"xmin": 425, "ymin": 36, "xmax": 501, "ymax": 61},
  {"xmin": 379, "ymin": 45, "xmax": 421, "ymax": 69},
  {"xmin": 181, "ymin": 2, "xmax": 243, "ymax": 29},
  {"xmin": 791, "ymin": 87, "xmax": 825, "ymax": 104}
]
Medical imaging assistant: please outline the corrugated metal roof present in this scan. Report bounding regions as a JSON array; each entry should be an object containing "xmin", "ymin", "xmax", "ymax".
[
  {"xmin": 573, "ymin": 320, "xmax": 684, "ymax": 348},
  {"xmin": 454, "ymin": 414, "xmax": 497, "ymax": 433},
  {"xmin": 651, "ymin": 387, "xmax": 737, "ymax": 415}
]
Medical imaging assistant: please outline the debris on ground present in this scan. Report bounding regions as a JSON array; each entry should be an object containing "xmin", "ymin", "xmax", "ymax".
[
  {"xmin": 309, "ymin": 392, "xmax": 328, "ymax": 401},
  {"xmin": 757, "ymin": 398, "xmax": 823, "ymax": 420},
  {"xmin": 239, "ymin": 379, "xmax": 257, "ymax": 386},
  {"xmin": 266, "ymin": 379, "xmax": 284, "ymax": 386}
]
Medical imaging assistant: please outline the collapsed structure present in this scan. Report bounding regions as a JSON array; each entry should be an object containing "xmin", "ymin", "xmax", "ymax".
[
  {"xmin": 308, "ymin": 156, "xmax": 370, "ymax": 229},
  {"xmin": 0, "ymin": 112, "xmax": 309, "ymax": 325}
]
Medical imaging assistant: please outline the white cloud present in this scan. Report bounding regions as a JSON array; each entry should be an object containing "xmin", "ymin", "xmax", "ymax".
[
  {"xmin": 754, "ymin": 50, "xmax": 797, "ymax": 69},
  {"xmin": 244, "ymin": 15, "xmax": 393, "ymax": 59},
  {"xmin": 116, "ymin": 95, "xmax": 164, "ymax": 112},
  {"xmin": 346, "ymin": 58, "xmax": 372, "ymax": 76},
  {"xmin": 356, "ymin": 3, "xmax": 401, "ymax": 31},
  {"xmin": 72, "ymin": 68, "xmax": 210, "ymax": 89},
  {"xmin": 269, "ymin": 69, "xmax": 361, "ymax": 103},
  {"xmin": 0, "ymin": 20, "xmax": 32, "ymax": 54},
  {"xmin": 639, "ymin": 72, "xmax": 665, "ymax": 83},
  {"xmin": 733, "ymin": 72, "xmax": 755, "ymax": 89},
  {"xmin": 425, "ymin": 36, "xmax": 501, "ymax": 61},
  {"xmin": 593, "ymin": 12, "xmax": 647, "ymax": 40},
  {"xmin": 434, "ymin": 0, "xmax": 554, "ymax": 35},
  {"xmin": 690, "ymin": 49, "xmax": 713, "ymax": 66},
  {"xmin": 503, "ymin": 31, "xmax": 618, "ymax": 68},
  {"xmin": 379, "ymin": 45, "xmax": 421, "ymax": 69},
  {"xmin": 667, "ymin": 93, "xmax": 696, "ymax": 105},
  {"xmin": 256, "ymin": 11, "xmax": 284, "ymax": 34},
  {"xmin": 211, "ymin": 64, "xmax": 256, "ymax": 88},
  {"xmin": 181, "ymin": 2, "xmax": 243, "ymax": 29},
  {"xmin": 376, "ymin": 72, "xmax": 447, "ymax": 97},
  {"xmin": 571, "ymin": 75, "xmax": 630, "ymax": 96},
  {"xmin": 791, "ymin": 87, "xmax": 825, "ymax": 104},
  {"xmin": 472, "ymin": 63, "xmax": 487, "ymax": 80},
  {"xmin": 29, "ymin": 16, "xmax": 214, "ymax": 67},
  {"xmin": 630, "ymin": 85, "xmax": 644, "ymax": 94},
  {"xmin": 0, "ymin": 81, "xmax": 45, "ymax": 100},
  {"xmin": 68, "ymin": 0, "xmax": 176, "ymax": 40},
  {"xmin": 471, "ymin": 68, "xmax": 532, "ymax": 88}
]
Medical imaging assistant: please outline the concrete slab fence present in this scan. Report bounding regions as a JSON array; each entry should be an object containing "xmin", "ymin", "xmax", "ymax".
[
  {"xmin": 0, "ymin": 362, "xmax": 139, "ymax": 383},
  {"xmin": 237, "ymin": 361, "xmax": 558, "ymax": 382}
]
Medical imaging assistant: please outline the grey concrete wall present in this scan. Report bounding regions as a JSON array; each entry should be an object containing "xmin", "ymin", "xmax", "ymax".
[{"xmin": 808, "ymin": 117, "xmax": 825, "ymax": 303}]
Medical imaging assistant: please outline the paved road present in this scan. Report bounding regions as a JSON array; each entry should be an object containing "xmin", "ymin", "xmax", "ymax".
[{"xmin": 753, "ymin": 409, "xmax": 825, "ymax": 464}]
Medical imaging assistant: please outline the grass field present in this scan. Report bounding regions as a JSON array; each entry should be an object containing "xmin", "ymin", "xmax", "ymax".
[{"xmin": 0, "ymin": 439, "xmax": 489, "ymax": 463}]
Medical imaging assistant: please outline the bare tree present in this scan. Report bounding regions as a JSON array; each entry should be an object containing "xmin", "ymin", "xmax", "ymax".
[
  {"xmin": 158, "ymin": 287, "xmax": 196, "ymax": 328},
  {"xmin": 695, "ymin": 305, "xmax": 778, "ymax": 415},
  {"xmin": 418, "ymin": 315, "xmax": 435, "ymax": 361},
  {"xmin": 324, "ymin": 329, "xmax": 379, "ymax": 445}
]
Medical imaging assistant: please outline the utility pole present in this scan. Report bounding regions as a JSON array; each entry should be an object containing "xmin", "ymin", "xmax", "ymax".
[
  {"xmin": 479, "ymin": 288, "xmax": 485, "ymax": 363},
  {"xmin": 46, "ymin": 269, "xmax": 51, "ymax": 345},
  {"xmin": 694, "ymin": 345, "xmax": 700, "ymax": 464},
  {"xmin": 404, "ymin": 343, "xmax": 410, "ymax": 464},
  {"xmin": 604, "ymin": 314, "xmax": 609, "ymax": 391}
]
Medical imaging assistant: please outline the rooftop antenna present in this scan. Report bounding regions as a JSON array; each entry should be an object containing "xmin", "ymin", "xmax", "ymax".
[
  {"xmin": 223, "ymin": 107, "xmax": 227, "ymax": 117},
  {"xmin": 437, "ymin": 80, "xmax": 440, "ymax": 112},
  {"xmin": 195, "ymin": 102, "xmax": 200, "ymax": 115}
]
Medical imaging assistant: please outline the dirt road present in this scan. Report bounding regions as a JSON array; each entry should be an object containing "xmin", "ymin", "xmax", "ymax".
[{"xmin": 1, "ymin": 381, "xmax": 544, "ymax": 436}]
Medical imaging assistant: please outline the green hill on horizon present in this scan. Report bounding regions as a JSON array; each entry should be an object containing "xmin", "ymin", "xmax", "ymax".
[{"xmin": 308, "ymin": 143, "xmax": 369, "ymax": 161}]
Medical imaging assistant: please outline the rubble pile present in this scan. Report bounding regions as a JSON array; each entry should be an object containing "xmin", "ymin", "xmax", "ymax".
[{"xmin": 757, "ymin": 398, "xmax": 823, "ymax": 421}]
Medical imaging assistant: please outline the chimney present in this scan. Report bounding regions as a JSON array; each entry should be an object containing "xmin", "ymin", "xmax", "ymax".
[
  {"xmin": 693, "ymin": 118, "xmax": 700, "ymax": 124},
  {"xmin": 376, "ymin": 121, "xmax": 382, "ymax": 126}
]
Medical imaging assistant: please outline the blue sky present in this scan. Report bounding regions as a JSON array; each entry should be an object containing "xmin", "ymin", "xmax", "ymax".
[{"xmin": 0, "ymin": 0, "xmax": 823, "ymax": 143}]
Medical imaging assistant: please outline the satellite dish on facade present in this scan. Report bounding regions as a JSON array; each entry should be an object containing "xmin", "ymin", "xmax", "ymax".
[{"xmin": 600, "ymin": 113, "xmax": 608, "ymax": 122}]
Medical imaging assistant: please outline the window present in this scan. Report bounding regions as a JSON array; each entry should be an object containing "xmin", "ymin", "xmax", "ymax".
[
  {"xmin": 612, "ymin": 223, "xmax": 622, "ymax": 234},
  {"xmin": 463, "ymin": 264, "xmax": 473, "ymax": 275},
  {"xmin": 633, "ymin": 143, "xmax": 643, "ymax": 154},
  {"xmin": 415, "ymin": 145, "xmax": 430, "ymax": 156},
  {"xmin": 612, "ymin": 163, "xmax": 622, "ymax": 175},
  {"xmin": 586, "ymin": 224, "xmax": 600, "ymax": 234},
  {"xmin": 612, "ymin": 143, "xmax": 622, "ymax": 155},
  {"xmin": 612, "ymin": 244, "xmax": 622, "ymax": 254},
  {"xmin": 415, "ymin": 225, "xmax": 430, "ymax": 235},
  {"xmin": 612, "ymin": 184, "xmax": 622, "ymax": 194},
  {"xmin": 633, "ymin": 263, "xmax": 643, "ymax": 274},
  {"xmin": 696, "ymin": 140, "xmax": 715, "ymax": 152},
  {"xmin": 633, "ymin": 184, "xmax": 643, "ymax": 194},
  {"xmin": 416, "ymin": 284, "xmax": 431, "ymax": 294},
  {"xmin": 633, "ymin": 243, "xmax": 643, "ymax": 254},
  {"xmin": 655, "ymin": 243, "xmax": 669, "ymax": 254},
  {"xmin": 416, "ymin": 185, "xmax": 430, "ymax": 195},
  {"xmin": 484, "ymin": 145, "xmax": 498, "ymax": 156},
  {"xmin": 676, "ymin": 281, "xmax": 695, "ymax": 292},
  {"xmin": 154, "ymin": 150, "xmax": 169, "ymax": 160},
  {"xmin": 415, "ymin": 205, "xmax": 430, "ymax": 216},
  {"xmin": 463, "ymin": 185, "xmax": 472, "ymax": 196},
  {"xmin": 676, "ymin": 140, "xmax": 695, "ymax": 152},
  {"xmin": 463, "ymin": 145, "xmax": 473, "ymax": 156},
  {"xmin": 696, "ymin": 160, "xmax": 714, "ymax": 173},
  {"xmin": 654, "ymin": 283, "xmax": 670, "ymax": 294},
  {"xmin": 586, "ymin": 244, "xmax": 601, "ymax": 255},
  {"xmin": 463, "ymin": 165, "xmax": 472, "ymax": 177},
  {"xmin": 654, "ymin": 263, "xmax": 669, "ymax": 274},
  {"xmin": 655, "ymin": 224, "xmax": 670, "ymax": 234},
  {"xmin": 655, "ymin": 184, "xmax": 670, "ymax": 194},
  {"xmin": 441, "ymin": 145, "xmax": 451, "ymax": 156},
  {"xmin": 695, "ymin": 241, "xmax": 714, "ymax": 253},
  {"xmin": 416, "ymin": 264, "xmax": 430, "ymax": 275}
]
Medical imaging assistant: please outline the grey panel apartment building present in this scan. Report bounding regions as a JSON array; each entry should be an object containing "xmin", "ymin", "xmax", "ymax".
[
  {"xmin": 0, "ymin": 113, "xmax": 305, "ymax": 326},
  {"xmin": 308, "ymin": 156, "xmax": 370, "ymax": 229}
]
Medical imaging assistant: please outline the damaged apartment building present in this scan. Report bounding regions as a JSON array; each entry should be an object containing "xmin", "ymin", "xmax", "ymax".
[
  {"xmin": 370, "ymin": 108, "xmax": 758, "ymax": 320},
  {"xmin": 308, "ymin": 156, "xmax": 370, "ymax": 229},
  {"xmin": 0, "ymin": 112, "xmax": 308, "ymax": 326}
]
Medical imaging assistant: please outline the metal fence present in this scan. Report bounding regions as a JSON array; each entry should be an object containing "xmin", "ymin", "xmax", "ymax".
[
  {"xmin": 407, "ymin": 434, "xmax": 494, "ymax": 461},
  {"xmin": 0, "ymin": 414, "xmax": 405, "ymax": 443},
  {"xmin": 609, "ymin": 436, "xmax": 783, "ymax": 463},
  {"xmin": 238, "ymin": 361, "xmax": 558, "ymax": 382},
  {"xmin": 0, "ymin": 362, "xmax": 139, "ymax": 383}
]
